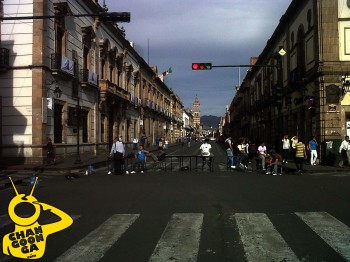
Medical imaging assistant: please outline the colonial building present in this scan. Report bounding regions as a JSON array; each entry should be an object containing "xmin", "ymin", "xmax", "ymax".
[
  {"xmin": 226, "ymin": 0, "xmax": 350, "ymax": 163},
  {"xmin": 0, "ymin": 0, "xmax": 183, "ymax": 165}
]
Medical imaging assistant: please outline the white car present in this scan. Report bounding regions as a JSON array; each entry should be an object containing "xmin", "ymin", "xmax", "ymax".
[{"xmin": 210, "ymin": 137, "xmax": 216, "ymax": 141}]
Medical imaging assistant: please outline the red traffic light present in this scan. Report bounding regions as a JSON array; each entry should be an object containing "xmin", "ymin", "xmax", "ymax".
[{"xmin": 192, "ymin": 63, "xmax": 212, "ymax": 70}]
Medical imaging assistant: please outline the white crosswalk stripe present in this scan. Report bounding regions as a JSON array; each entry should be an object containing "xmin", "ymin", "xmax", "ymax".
[
  {"xmin": 149, "ymin": 213, "xmax": 203, "ymax": 262},
  {"xmin": 55, "ymin": 214, "xmax": 140, "ymax": 262},
  {"xmin": 296, "ymin": 211, "xmax": 350, "ymax": 261},
  {"xmin": 234, "ymin": 213, "xmax": 299, "ymax": 262},
  {"xmin": 1, "ymin": 211, "xmax": 350, "ymax": 261}
]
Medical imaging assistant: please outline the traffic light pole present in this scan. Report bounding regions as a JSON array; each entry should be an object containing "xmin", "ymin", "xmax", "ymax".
[
  {"xmin": 0, "ymin": 12, "xmax": 131, "ymax": 22},
  {"xmin": 211, "ymin": 65, "xmax": 279, "ymax": 69}
]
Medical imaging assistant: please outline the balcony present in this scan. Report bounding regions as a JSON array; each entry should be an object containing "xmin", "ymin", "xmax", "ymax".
[
  {"xmin": 51, "ymin": 53, "xmax": 75, "ymax": 78},
  {"xmin": 0, "ymin": 48, "xmax": 10, "ymax": 71},
  {"xmin": 80, "ymin": 69, "xmax": 98, "ymax": 89},
  {"xmin": 143, "ymin": 98, "xmax": 150, "ymax": 108},
  {"xmin": 99, "ymin": 79, "xmax": 129, "ymax": 101}
]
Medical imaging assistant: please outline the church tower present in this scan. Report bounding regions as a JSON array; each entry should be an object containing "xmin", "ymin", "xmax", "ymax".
[{"xmin": 193, "ymin": 95, "xmax": 201, "ymax": 127}]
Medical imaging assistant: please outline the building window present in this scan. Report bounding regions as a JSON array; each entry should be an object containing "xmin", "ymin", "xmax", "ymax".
[
  {"xmin": 326, "ymin": 84, "xmax": 340, "ymax": 104},
  {"xmin": 53, "ymin": 2, "xmax": 70, "ymax": 56},
  {"xmin": 307, "ymin": 9, "xmax": 312, "ymax": 30},
  {"xmin": 297, "ymin": 25, "xmax": 306, "ymax": 76}
]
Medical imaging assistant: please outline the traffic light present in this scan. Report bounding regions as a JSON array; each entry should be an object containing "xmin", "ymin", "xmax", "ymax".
[
  {"xmin": 274, "ymin": 85, "xmax": 283, "ymax": 108},
  {"xmin": 192, "ymin": 63, "xmax": 212, "ymax": 70}
]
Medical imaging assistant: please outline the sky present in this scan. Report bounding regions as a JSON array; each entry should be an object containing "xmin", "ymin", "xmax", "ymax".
[{"xmin": 105, "ymin": 0, "xmax": 292, "ymax": 117}]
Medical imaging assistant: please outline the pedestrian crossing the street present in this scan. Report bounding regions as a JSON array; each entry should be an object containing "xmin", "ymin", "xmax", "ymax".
[{"xmin": 1, "ymin": 212, "xmax": 349, "ymax": 261}]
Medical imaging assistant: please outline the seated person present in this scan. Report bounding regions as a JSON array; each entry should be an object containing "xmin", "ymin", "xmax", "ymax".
[
  {"xmin": 237, "ymin": 139, "xmax": 249, "ymax": 169},
  {"xmin": 131, "ymin": 145, "xmax": 148, "ymax": 174},
  {"xmin": 266, "ymin": 149, "xmax": 282, "ymax": 175},
  {"xmin": 157, "ymin": 147, "xmax": 166, "ymax": 161}
]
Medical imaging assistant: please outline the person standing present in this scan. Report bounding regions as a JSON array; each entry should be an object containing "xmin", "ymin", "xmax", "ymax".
[
  {"xmin": 46, "ymin": 137, "xmax": 56, "ymax": 165},
  {"xmin": 281, "ymin": 135, "xmax": 290, "ymax": 163},
  {"xmin": 200, "ymin": 138, "xmax": 212, "ymax": 168},
  {"xmin": 339, "ymin": 135, "xmax": 350, "ymax": 166},
  {"xmin": 131, "ymin": 144, "xmax": 148, "ymax": 173},
  {"xmin": 308, "ymin": 136, "xmax": 318, "ymax": 165},
  {"xmin": 225, "ymin": 137, "xmax": 235, "ymax": 169},
  {"xmin": 155, "ymin": 136, "xmax": 160, "ymax": 150},
  {"xmin": 110, "ymin": 136, "xmax": 125, "ymax": 175},
  {"xmin": 140, "ymin": 134, "xmax": 147, "ymax": 147},
  {"xmin": 295, "ymin": 139, "xmax": 307, "ymax": 174},
  {"xmin": 132, "ymin": 137, "xmax": 138, "ymax": 151},
  {"xmin": 257, "ymin": 142, "xmax": 267, "ymax": 171}
]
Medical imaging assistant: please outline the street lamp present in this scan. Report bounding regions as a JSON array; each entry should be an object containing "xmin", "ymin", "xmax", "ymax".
[
  {"xmin": 341, "ymin": 75, "xmax": 350, "ymax": 94},
  {"xmin": 53, "ymin": 84, "xmax": 62, "ymax": 98}
]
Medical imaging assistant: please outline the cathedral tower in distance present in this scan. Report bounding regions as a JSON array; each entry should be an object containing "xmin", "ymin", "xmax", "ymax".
[{"xmin": 193, "ymin": 95, "xmax": 201, "ymax": 127}]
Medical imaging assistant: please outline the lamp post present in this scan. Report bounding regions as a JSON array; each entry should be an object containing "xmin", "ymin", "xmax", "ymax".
[
  {"xmin": 276, "ymin": 48, "xmax": 286, "ymax": 153},
  {"xmin": 341, "ymin": 75, "xmax": 350, "ymax": 94},
  {"xmin": 53, "ymin": 83, "xmax": 62, "ymax": 98},
  {"xmin": 74, "ymin": 98, "xmax": 82, "ymax": 164}
]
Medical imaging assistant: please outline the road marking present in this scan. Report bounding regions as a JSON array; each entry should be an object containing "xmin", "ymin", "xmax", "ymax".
[
  {"xmin": 149, "ymin": 213, "xmax": 203, "ymax": 262},
  {"xmin": 234, "ymin": 213, "xmax": 299, "ymax": 262},
  {"xmin": 55, "ymin": 214, "xmax": 140, "ymax": 262},
  {"xmin": 296, "ymin": 211, "xmax": 350, "ymax": 261}
]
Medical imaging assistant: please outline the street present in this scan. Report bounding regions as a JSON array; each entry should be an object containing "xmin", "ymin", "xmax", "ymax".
[{"xmin": 1, "ymin": 142, "xmax": 350, "ymax": 261}]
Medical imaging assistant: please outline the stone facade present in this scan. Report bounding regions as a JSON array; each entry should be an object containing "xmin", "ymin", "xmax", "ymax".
[
  {"xmin": 0, "ymin": 0, "xmax": 183, "ymax": 165},
  {"xmin": 226, "ymin": 0, "xmax": 350, "ymax": 162}
]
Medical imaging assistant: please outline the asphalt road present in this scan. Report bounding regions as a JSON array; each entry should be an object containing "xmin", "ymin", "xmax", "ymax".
[{"xmin": 1, "ymin": 141, "xmax": 350, "ymax": 261}]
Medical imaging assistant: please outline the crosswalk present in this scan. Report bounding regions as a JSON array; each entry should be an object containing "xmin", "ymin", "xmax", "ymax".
[{"xmin": 1, "ymin": 212, "xmax": 349, "ymax": 261}]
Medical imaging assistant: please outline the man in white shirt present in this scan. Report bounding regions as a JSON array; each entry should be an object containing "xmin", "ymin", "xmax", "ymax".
[
  {"xmin": 339, "ymin": 135, "xmax": 350, "ymax": 166},
  {"xmin": 281, "ymin": 135, "xmax": 290, "ymax": 163},
  {"xmin": 109, "ymin": 136, "xmax": 125, "ymax": 175},
  {"xmin": 257, "ymin": 142, "xmax": 267, "ymax": 171},
  {"xmin": 200, "ymin": 138, "xmax": 212, "ymax": 168}
]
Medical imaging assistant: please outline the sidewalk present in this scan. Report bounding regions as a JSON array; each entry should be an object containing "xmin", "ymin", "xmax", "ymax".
[
  {"xmin": 277, "ymin": 160, "xmax": 350, "ymax": 174},
  {"xmin": 0, "ymin": 144, "xmax": 170, "ymax": 189}
]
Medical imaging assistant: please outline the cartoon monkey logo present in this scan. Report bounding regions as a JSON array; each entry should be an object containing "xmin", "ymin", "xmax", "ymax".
[{"xmin": 2, "ymin": 177, "xmax": 73, "ymax": 259}]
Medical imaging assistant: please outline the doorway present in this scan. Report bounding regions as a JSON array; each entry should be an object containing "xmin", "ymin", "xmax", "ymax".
[{"xmin": 54, "ymin": 104, "xmax": 63, "ymax": 143}]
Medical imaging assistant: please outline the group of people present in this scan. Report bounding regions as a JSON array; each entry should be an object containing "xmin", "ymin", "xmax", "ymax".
[
  {"xmin": 109, "ymin": 135, "xmax": 166, "ymax": 175},
  {"xmin": 224, "ymin": 137, "xmax": 250, "ymax": 170},
  {"xmin": 223, "ymin": 135, "xmax": 319, "ymax": 175}
]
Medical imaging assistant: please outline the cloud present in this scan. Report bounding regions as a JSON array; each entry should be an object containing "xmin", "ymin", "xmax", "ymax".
[{"xmin": 105, "ymin": 0, "xmax": 291, "ymax": 116}]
